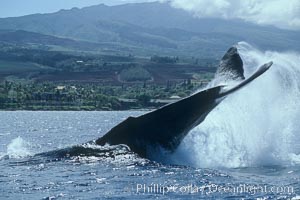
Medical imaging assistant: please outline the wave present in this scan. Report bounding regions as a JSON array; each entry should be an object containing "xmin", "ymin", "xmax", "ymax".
[
  {"xmin": 2, "ymin": 142, "xmax": 149, "ymax": 167},
  {"xmin": 169, "ymin": 42, "xmax": 300, "ymax": 168}
]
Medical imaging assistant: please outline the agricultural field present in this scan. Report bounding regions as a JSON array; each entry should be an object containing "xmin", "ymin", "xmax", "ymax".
[{"xmin": 0, "ymin": 60, "xmax": 48, "ymax": 73}]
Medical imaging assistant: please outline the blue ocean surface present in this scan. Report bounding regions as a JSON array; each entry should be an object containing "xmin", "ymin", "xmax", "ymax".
[{"xmin": 0, "ymin": 111, "xmax": 299, "ymax": 200}]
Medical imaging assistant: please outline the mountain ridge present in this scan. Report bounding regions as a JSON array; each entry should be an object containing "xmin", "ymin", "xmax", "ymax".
[{"xmin": 0, "ymin": 2, "xmax": 299, "ymax": 57}]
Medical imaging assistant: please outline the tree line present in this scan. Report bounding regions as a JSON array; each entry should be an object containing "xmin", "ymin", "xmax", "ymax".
[{"xmin": 0, "ymin": 80, "xmax": 198, "ymax": 111}]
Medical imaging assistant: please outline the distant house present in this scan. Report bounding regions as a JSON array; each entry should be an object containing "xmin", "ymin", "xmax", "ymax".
[{"xmin": 56, "ymin": 86, "xmax": 66, "ymax": 90}]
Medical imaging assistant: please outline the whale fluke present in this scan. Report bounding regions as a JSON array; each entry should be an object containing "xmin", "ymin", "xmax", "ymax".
[
  {"xmin": 95, "ymin": 47, "xmax": 273, "ymax": 158},
  {"xmin": 219, "ymin": 61, "xmax": 273, "ymax": 97},
  {"xmin": 215, "ymin": 46, "xmax": 245, "ymax": 81}
]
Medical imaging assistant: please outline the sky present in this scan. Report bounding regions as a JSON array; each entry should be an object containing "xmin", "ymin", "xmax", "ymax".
[
  {"xmin": 0, "ymin": 0, "xmax": 299, "ymax": 30},
  {"xmin": 0, "ymin": 0, "xmax": 153, "ymax": 18}
]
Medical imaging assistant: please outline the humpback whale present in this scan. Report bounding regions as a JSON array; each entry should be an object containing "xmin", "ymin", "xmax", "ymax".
[{"xmin": 95, "ymin": 47, "xmax": 273, "ymax": 158}]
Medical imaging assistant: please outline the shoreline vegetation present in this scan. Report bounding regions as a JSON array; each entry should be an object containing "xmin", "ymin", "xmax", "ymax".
[
  {"xmin": 0, "ymin": 80, "xmax": 207, "ymax": 111},
  {"xmin": 0, "ymin": 35, "xmax": 216, "ymax": 111}
]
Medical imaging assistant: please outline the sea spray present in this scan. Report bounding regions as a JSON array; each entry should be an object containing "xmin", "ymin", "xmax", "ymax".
[
  {"xmin": 6, "ymin": 137, "xmax": 32, "ymax": 158},
  {"xmin": 171, "ymin": 42, "xmax": 300, "ymax": 168}
]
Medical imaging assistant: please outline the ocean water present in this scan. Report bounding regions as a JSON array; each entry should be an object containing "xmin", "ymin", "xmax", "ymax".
[
  {"xmin": 0, "ymin": 111, "xmax": 299, "ymax": 200},
  {"xmin": 1, "ymin": 43, "xmax": 300, "ymax": 199}
]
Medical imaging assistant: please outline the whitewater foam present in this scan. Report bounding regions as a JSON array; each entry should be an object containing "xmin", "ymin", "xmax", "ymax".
[
  {"xmin": 6, "ymin": 137, "xmax": 33, "ymax": 159},
  {"xmin": 171, "ymin": 42, "xmax": 300, "ymax": 168},
  {"xmin": 64, "ymin": 143, "xmax": 149, "ymax": 166}
]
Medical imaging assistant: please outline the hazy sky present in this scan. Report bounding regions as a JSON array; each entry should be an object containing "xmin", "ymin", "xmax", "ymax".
[
  {"xmin": 1, "ymin": 0, "xmax": 299, "ymax": 30},
  {"xmin": 0, "ymin": 0, "xmax": 152, "ymax": 18}
]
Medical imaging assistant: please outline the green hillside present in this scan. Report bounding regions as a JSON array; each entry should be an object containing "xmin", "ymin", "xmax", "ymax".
[{"xmin": 0, "ymin": 2, "xmax": 299, "ymax": 57}]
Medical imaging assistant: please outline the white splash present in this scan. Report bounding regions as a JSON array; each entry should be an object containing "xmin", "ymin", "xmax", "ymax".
[
  {"xmin": 6, "ymin": 137, "xmax": 33, "ymax": 158},
  {"xmin": 171, "ymin": 42, "xmax": 300, "ymax": 168}
]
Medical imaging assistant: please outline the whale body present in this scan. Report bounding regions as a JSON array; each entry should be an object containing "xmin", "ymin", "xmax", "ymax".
[{"xmin": 95, "ymin": 47, "xmax": 273, "ymax": 158}]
